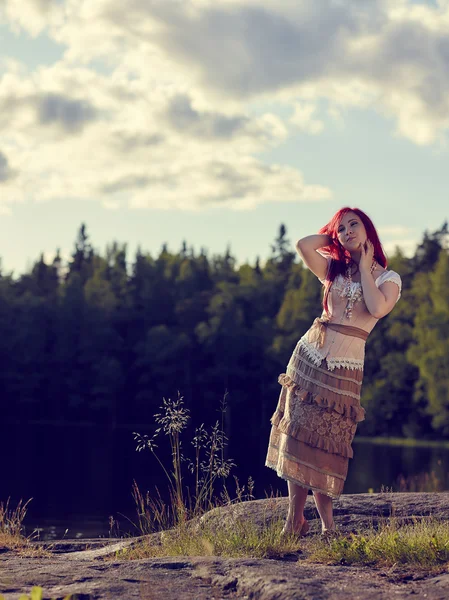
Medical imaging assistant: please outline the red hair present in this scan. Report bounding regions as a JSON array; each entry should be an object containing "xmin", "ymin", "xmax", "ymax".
[{"xmin": 318, "ymin": 207, "xmax": 387, "ymax": 315}]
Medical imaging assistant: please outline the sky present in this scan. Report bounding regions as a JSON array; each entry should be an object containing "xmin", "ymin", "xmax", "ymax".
[{"xmin": 0, "ymin": 0, "xmax": 448, "ymax": 276}]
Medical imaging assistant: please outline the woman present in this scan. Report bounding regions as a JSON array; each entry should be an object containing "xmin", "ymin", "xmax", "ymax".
[{"xmin": 265, "ymin": 207, "xmax": 402, "ymax": 537}]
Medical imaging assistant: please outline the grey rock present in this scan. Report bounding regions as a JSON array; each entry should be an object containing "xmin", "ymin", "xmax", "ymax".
[{"xmin": 1, "ymin": 492, "xmax": 449, "ymax": 600}]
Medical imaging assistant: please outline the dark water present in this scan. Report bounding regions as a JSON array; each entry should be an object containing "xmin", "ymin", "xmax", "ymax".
[{"xmin": 3, "ymin": 423, "xmax": 448, "ymax": 540}]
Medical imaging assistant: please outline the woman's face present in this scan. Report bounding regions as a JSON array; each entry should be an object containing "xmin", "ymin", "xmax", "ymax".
[{"xmin": 336, "ymin": 211, "xmax": 368, "ymax": 252}]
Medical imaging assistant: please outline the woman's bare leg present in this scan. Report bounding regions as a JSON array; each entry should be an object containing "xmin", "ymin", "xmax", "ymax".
[
  {"xmin": 285, "ymin": 481, "xmax": 309, "ymax": 532},
  {"xmin": 312, "ymin": 491, "xmax": 335, "ymax": 531}
]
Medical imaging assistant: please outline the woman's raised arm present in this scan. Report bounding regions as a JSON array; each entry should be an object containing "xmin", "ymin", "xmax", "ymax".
[{"xmin": 295, "ymin": 234, "xmax": 332, "ymax": 281}]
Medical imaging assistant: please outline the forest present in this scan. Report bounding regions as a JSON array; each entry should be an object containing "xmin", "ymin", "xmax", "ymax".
[{"xmin": 1, "ymin": 221, "xmax": 449, "ymax": 474}]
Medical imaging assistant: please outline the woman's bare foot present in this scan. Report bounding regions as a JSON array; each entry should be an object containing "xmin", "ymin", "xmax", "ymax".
[
  {"xmin": 321, "ymin": 519, "xmax": 336, "ymax": 534},
  {"xmin": 282, "ymin": 516, "xmax": 310, "ymax": 537}
]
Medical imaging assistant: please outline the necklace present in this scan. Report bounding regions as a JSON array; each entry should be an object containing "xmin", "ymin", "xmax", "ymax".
[{"xmin": 343, "ymin": 259, "xmax": 377, "ymax": 319}]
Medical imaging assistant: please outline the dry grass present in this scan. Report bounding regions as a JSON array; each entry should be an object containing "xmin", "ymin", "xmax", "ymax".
[
  {"xmin": 111, "ymin": 502, "xmax": 301, "ymax": 561},
  {"xmin": 109, "ymin": 466, "xmax": 449, "ymax": 567},
  {"xmin": 396, "ymin": 470, "xmax": 445, "ymax": 493},
  {"xmin": 112, "ymin": 507, "xmax": 449, "ymax": 569},
  {"xmin": 306, "ymin": 514, "xmax": 449, "ymax": 569},
  {"xmin": 0, "ymin": 498, "xmax": 51, "ymax": 557}
]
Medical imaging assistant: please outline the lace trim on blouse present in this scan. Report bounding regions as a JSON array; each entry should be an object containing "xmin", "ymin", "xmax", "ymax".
[
  {"xmin": 317, "ymin": 262, "xmax": 402, "ymax": 304},
  {"xmin": 306, "ymin": 267, "xmax": 402, "ymax": 371}
]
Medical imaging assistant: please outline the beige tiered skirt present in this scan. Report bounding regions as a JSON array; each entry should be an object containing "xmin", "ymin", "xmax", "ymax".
[{"xmin": 265, "ymin": 345, "xmax": 366, "ymax": 499}]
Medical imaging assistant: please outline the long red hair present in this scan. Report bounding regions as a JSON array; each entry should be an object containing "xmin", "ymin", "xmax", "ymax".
[{"xmin": 318, "ymin": 207, "xmax": 387, "ymax": 315}]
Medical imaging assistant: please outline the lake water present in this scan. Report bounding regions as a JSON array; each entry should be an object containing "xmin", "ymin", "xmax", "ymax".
[{"xmin": 3, "ymin": 422, "xmax": 448, "ymax": 540}]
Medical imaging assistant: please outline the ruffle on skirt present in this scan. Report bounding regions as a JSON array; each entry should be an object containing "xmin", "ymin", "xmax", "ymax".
[{"xmin": 278, "ymin": 372, "xmax": 366, "ymax": 424}]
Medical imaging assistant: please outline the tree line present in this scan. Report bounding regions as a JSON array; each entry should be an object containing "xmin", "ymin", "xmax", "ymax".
[{"xmin": 1, "ymin": 221, "xmax": 448, "ymax": 466}]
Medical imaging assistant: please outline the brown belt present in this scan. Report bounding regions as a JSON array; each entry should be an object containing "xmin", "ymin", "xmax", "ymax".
[{"xmin": 309, "ymin": 317, "xmax": 369, "ymax": 348}]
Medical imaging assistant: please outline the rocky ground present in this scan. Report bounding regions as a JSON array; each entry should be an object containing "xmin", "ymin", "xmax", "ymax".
[{"xmin": 1, "ymin": 492, "xmax": 449, "ymax": 600}]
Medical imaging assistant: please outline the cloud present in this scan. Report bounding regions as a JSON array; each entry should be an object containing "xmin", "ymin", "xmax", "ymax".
[
  {"xmin": 165, "ymin": 94, "xmax": 250, "ymax": 139},
  {"xmin": 290, "ymin": 103, "xmax": 324, "ymax": 134},
  {"xmin": 41, "ymin": 0, "xmax": 449, "ymax": 145},
  {"xmin": 379, "ymin": 224, "xmax": 418, "ymax": 257},
  {"xmin": 38, "ymin": 93, "xmax": 98, "ymax": 131},
  {"xmin": 0, "ymin": 0, "xmax": 62, "ymax": 36},
  {"xmin": 0, "ymin": 150, "xmax": 17, "ymax": 214},
  {"xmin": 112, "ymin": 132, "xmax": 165, "ymax": 153},
  {"xmin": 378, "ymin": 225, "xmax": 413, "ymax": 237},
  {"xmin": 162, "ymin": 93, "xmax": 287, "ymax": 146},
  {"xmin": 3, "ymin": 0, "xmax": 449, "ymax": 214},
  {"xmin": 0, "ymin": 60, "xmax": 329, "ymax": 210},
  {"xmin": 0, "ymin": 150, "xmax": 16, "ymax": 182},
  {"xmin": 100, "ymin": 174, "xmax": 153, "ymax": 195},
  {"xmin": 383, "ymin": 238, "xmax": 418, "ymax": 257},
  {"xmin": 105, "ymin": 158, "xmax": 332, "ymax": 212},
  {"xmin": 0, "ymin": 71, "xmax": 100, "ymax": 136}
]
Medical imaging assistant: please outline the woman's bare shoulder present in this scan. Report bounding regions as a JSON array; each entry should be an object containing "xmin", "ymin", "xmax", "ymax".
[{"xmin": 374, "ymin": 264, "xmax": 387, "ymax": 276}]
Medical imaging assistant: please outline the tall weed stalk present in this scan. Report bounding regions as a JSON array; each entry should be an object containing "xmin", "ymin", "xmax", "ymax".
[{"xmin": 133, "ymin": 391, "xmax": 235, "ymax": 530}]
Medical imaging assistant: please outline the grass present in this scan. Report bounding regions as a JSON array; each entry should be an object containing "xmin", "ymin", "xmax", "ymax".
[
  {"xmin": 0, "ymin": 498, "xmax": 52, "ymax": 558},
  {"xmin": 113, "ymin": 485, "xmax": 449, "ymax": 568},
  {"xmin": 114, "ymin": 511, "xmax": 300, "ymax": 560},
  {"xmin": 5, "ymin": 491, "xmax": 449, "ymax": 571},
  {"xmin": 396, "ymin": 470, "xmax": 445, "ymax": 493},
  {"xmin": 306, "ymin": 515, "xmax": 449, "ymax": 571},
  {"xmin": 112, "ymin": 493, "xmax": 302, "ymax": 560}
]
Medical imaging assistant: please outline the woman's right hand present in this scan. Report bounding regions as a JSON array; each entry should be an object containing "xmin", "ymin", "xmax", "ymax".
[{"xmin": 295, "ymin": 234, "xmax": 332, "ymax": 281}]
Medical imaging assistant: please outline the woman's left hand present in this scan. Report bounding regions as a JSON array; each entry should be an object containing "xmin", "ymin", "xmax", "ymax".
[{"xmin": 359, "ymin": 239, "xmax": 375, "ymax": 272}]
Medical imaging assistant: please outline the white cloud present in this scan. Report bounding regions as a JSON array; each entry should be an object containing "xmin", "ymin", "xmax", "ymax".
[
  {"xmin": 378, "ymin": 225, "xmax": 413, "ymax": 237},
  {"xmin": 127, "ymin": 158, "xmax": 332, "ymax": 211},
  {"xmin": 383, "ymin": 238, "xmax": 418, "ymax": 257},
  {"xmin": 0, "ymin": 149, "xmax": 16, "ymax": 181},
  {"xmin": 43, "ymin": 0, "xmax": 449, "ymax": 146},
  {"xmin": 379, "ymin": 224, "xmax": 418, "ymax": 257},
  {"xmin": 2, "ymin": 0, "xmax": 449, "ymax": 214},
  {"xmin": 0, "ymin": 61, "xmax": 329, "ymax": 212},
  {"xmin": 0, "ymin": 0, "xmax": 63, "ymax": 36},
  {"xmin": 290, "ymin": 103, "xmax": 324, "ymax": 134},
  {"xmin": 377, "ymin": 225, "xmax": 420, "ymax": 257}
]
